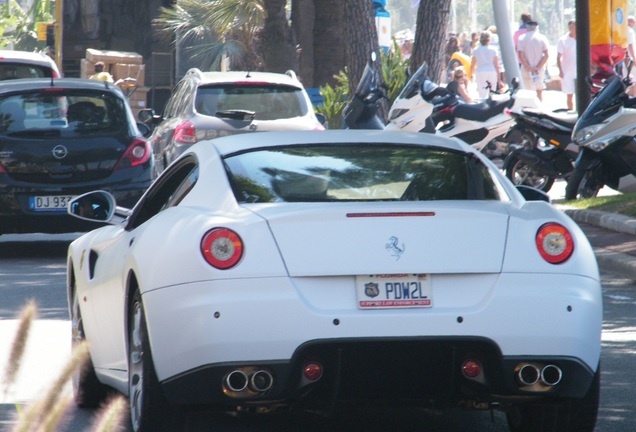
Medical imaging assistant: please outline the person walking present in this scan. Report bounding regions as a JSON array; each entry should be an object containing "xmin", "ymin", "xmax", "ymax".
[
  {"xmin": 627, "ymin": 16, "xmax": 636, "ymax": 95},
  {"xmin": 557, "ymin": 20, "xmax": 577, "ymax": 111},
  {"xmin": 517, "ymin": 20, "xmax": 550, "ymax": 101},
  {"xmin": 470, "ymin": 31, "xmax": 502, "ymax": 99}
]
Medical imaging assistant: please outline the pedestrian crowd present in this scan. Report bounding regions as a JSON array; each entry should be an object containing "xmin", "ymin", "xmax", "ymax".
[{"xmin": 395, "ymin": 12, "xmax": 584, "ymax": 110}]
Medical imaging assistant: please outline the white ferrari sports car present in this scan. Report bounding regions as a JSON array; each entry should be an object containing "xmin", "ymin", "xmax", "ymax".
[{"xmin": 67, "ymin": 130, "xmax": 602, "ymax": 432}]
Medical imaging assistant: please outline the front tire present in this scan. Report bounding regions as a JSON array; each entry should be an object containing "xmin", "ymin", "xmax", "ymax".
[
  {"xmin": 506, "ymin": 365, "xmax": 600, "ymax": 432},
  {"xmin": 565, "ymin": 165, "xmax": 601, "ymax": 200},
  {"xmin": 128, "ymin": 290, "xmax": 179, "ymax": 432},
  {"xmin": 505, "ymin": 154, "xmax": 555, "ymax": 192}
]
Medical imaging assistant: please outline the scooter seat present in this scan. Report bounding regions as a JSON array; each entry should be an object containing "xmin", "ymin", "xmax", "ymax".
[
  {"xmin": 521, "ymin": 107, "xmax": 578, "ymax": 128},
  {"xmin": 453, "ymin": 98, "xmax": 509, "ymax": 122}
]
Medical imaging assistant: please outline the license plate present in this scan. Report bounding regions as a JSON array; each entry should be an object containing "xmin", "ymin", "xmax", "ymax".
[
  {"xmin": 356, "ymin": 274, "xmax": 432, "ymax": 309},
  {"xmin": 29, "ymin": 195, "xmax": 75, "ymax": 212}
]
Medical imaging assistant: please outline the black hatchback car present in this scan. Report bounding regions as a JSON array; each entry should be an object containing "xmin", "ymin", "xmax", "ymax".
[{"xmin": 0, "ymin": 78, "xmax": 153, "ymax": 234}]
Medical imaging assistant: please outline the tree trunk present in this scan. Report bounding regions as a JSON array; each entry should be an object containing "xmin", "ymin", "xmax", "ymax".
[
  {"xmin": 412, "ymin": 0, "xmax": 452, "ymax": 83},
  {"xmin": 261, "ymin": 0, "xmax": 297, "ymax": 73},
  {"xmin": 344, "ymin": 0, "xmax": 379, "ymax": 95},
  {"xmin": 313, "ymin": 0, "xmax": 346, "ymax": 87},
  {"xmin": 291, "ymin": 0, "xmax": 315, "ymax": 86}
]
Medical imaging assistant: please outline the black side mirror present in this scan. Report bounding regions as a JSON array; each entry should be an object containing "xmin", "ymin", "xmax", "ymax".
[
  {"xmin": 68, "ymin": 191, "xmax": 116, "ymax": 222},
  {"xmin": 516, "ymin": 185, "xmax": 550, "ymax": 202}
]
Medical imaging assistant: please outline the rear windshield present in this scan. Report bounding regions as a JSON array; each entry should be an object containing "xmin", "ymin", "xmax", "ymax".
[
  {"xmin": 0, "ymin": 90, "xmax": 128, "ymax": 136},
  {"xmin": 224, "ymin": 144, "xmax": 500, "ymax": 203},
  {"xmin": 195, "ymin": 84, "xmax": 308, "ymax": 120},
  {"xmin": 0, "ymin": 63, "xmax": 55, "ymax": 79}
]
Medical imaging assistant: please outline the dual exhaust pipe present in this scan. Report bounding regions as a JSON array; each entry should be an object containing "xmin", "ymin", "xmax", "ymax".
[
  {"xmin": 517, "ymin": 363, "xmax": 563, "ymax": 387},
  {"xmin": 225, "ymin": 369, "xmax": 274, "ymax": 393}
]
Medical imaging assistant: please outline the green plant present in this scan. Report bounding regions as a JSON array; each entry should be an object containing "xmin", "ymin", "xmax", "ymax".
[
  {"xmin": 315, "ymin": 39, "xmax": 410, "ymax": 129},
  {"xmin": 315, "ymin": 69, "xmax": 349, "ymax": 129},
  {"xmin": 559, "ymin": 193, "xmax": 636, "ymax": 217}
]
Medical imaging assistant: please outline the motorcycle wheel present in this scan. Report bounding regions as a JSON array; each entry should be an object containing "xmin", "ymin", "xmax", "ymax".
[
  {"xmin": 565, "ymin": 166, "xmax": 601, "ymax": 200},
  {"xmin": 505, "ymin": 154, "xmax": 555, "ymax": 192}
]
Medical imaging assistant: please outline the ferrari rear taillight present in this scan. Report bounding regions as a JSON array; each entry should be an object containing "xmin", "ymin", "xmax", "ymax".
[
  {"xmin": 201, "ymin": 228, "xmax": 243, "ymax": 269},
  {"xmin": 114, "ymin": 139, "xmax": 150, "ymax": 170},
  {"xmin": 536, "ymin": 223, "xmax": 574, "ymax": 264},
  {"xmin": 174, "ymin": 120, "xmax": 197, "ymax": 144}
]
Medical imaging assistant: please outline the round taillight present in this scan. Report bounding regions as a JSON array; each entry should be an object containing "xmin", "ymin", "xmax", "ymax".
[
  {"xmin": 461, "ymin": 359, "xmax": 482, "ymax": 379},
  {"xmin": 201, "ymin": 228, "xmax": 243, "ymax": 269},
  {"xmin": 303, "ymin": 362, "xmax": 323, "ymax": 381},
  {"xmin": 536, "ymin": 222, "xmax": 574, "ymax": 264}
]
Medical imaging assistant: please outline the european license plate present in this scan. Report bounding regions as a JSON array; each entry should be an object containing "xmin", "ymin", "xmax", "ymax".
[
  {"xmin": 356, "ymin": 274, "xmax": 432, "ymax": 309},
  {"xmin": 29, "ymin": 195, "xmax": 75, "ymax": 212}
]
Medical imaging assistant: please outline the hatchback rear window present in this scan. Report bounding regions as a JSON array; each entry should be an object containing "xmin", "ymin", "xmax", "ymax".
[
  {"xmin": 0, "ymin": 63, "xmax": 54, "ymax": 79},
  {"xmin": 195, "ymin": 84, "xmax": 308, "ymax": 120},
  {"xmin": 0, "ymin": 90, "xmax": 128, "ymax": 136},
  {"xmin": 224, "ymin": 144, "xmax": 500, "ymax": 203}
]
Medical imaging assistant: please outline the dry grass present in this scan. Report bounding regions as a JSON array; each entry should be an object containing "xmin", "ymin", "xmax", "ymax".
[{"xmin": 2, "ymin": 302, "xmax": 127, "ymax": 432}]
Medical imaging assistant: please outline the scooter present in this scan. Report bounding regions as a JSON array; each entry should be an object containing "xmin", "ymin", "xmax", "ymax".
[
  {"xmin": 502, "ymin": 108, "xmax": 579, "ymax": 192},
  {"xmin": 342, "ymin": 52, "xmax": 387, "ymax": 130},
  {"xmin": 385, "ymin": 62, "xmax": 543, "ymax": 159},
  {"xmin": 566, "ymin": 74, "xmax": 636, "ymax": 199}
]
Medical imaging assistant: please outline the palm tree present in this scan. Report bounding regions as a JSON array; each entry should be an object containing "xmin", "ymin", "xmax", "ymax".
[
  {"xmin": 153, "ymin": 0, "xmax": 265, "ymax": 72},
  {"xmin": 412, "ymin": 0, "xmax": 452, "ymax": 82}
]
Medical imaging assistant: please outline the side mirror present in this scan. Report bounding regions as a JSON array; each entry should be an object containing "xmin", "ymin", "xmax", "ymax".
[
  {"xmin": 137, "ymin": 108, "xmax": 155, "ymax": 123},
  {"xmin": 315, "ymin": 112, "xmax": 327, "ymax": 126},
  {"xmin": 516, "ymin": 185, "xmax": 550, "ymax": 202},
  {"xmin": 68, "ymin": 191, "xmax": 116, "ymax": 222},
  {"xmin": 137, "ymin": 122, "xmax": 152, "ymax": 138}
]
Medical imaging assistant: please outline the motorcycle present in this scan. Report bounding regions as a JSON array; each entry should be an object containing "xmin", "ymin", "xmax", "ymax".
[
  {"xmin": 566, "ymin": 74, "xmax": 636, "ymax": 199},
  {"xmin": 385, "ymin": 62, "xmax": 543, "ymax": 160},
  {"xmin": 502, "ymin": 108, "xmax": 579, "ymax": 192}
]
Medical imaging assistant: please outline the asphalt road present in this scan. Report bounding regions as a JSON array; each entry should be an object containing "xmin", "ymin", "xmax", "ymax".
[{"xmin": 0, "ymin": 237, "xmax": 635, "ymax": 432}]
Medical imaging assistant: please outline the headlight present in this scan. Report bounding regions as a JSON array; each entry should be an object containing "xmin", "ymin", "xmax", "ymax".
[{"xmin": 572, "ymin": 124, "xmax": 604, "ymax": 146}]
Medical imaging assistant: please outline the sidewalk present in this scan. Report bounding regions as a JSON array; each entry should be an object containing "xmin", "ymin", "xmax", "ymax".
[{"xmin": 562, "ymin": 208, "xmax": 636, "ymax": 281}]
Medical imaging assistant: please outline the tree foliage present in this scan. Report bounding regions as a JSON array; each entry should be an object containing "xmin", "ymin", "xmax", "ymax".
[{"xmin": 0, "ymin": 0, "xmax": 54, "ymax": 51}]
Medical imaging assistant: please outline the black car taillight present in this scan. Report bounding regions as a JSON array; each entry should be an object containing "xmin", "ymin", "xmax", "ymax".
[{"xmin": 114, "ymin": 139, "xmax": 150, "ymax": 170}]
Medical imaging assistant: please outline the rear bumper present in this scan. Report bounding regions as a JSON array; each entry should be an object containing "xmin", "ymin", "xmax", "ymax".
[
  {"xmin": 160, "ymin": 338, "xmax": 596, "ymax": 410},
  {"xmin": 0, "ymin": 173, "xmax": 150, "ymax": 233},
  {"xmin": 141, "ymin": 272, "xmax": 602, "ymax": 410}
]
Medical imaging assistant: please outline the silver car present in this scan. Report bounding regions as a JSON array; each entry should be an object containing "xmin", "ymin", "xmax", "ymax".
[{"xmin": 147, "ymin": 68, "xmax": 325, "ymax": 174}]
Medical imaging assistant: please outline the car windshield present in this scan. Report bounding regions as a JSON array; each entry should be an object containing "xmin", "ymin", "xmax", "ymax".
[
  {"xmin": 0, "ymin": 89, "xmax": 128, "ymax": 136},
  {"xmin": 195, "ymin": 84, "xmax": 308, "ymax": 120},
  {"xmin": 224, "ymin": 144, "xmax": 500, "ymax": 203}
]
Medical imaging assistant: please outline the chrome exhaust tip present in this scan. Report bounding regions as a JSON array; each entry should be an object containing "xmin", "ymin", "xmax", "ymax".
[
  {"xmin": 517, "ymin": 363, "xmax": 540, "ymax": 386},
  {"xmin": 225, "ymin": 370, "xmax": 249, "ymax": 392},
  {"xmin": 250, "ymin": 370, "xmax": 274, "ymax": 392},
  {"xmin": 541, "ymin": 364, "xmax": 563, "ymax": 386}
]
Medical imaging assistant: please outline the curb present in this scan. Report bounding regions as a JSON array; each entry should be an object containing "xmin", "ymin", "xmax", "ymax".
[{"xmin": 562, "ymin": 208, "xmax": 636, "ymax": 281}]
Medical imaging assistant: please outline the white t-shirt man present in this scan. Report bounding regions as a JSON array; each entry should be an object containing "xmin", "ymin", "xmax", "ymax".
[
  {"xmin": 517, "ymin": 22, "xmax": 549, "ymax": 98},
  {"xmin": 557, "ymin": 33, "xmax": 577, "ymax": 92}
]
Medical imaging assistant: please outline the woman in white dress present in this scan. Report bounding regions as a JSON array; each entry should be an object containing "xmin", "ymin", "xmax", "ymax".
[{"xmin": 470, "ymin": 32, "xmax": 502, "ymax": 99}]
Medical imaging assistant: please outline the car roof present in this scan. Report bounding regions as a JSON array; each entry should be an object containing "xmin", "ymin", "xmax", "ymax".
[
  {"xmin": 0, "ymin": 50, "xmax": 59, "ymax": 70},
  {"xmin": 186, "ymin": 69, "xmax": 305, "ymax": 89},
  {"xmin": 205, "ymin": 130, "xmax": 473, "ymax": 156},
  {"xmin": 0, "ymin": 78, "xmax": 125, "ymax": 94}
]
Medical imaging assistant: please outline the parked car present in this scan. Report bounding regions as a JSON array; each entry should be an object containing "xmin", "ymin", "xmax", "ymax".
[
  {"xmin": 0, "ymin": 49, "xmax": 60, "ymax": 79},
  {"xmin": 67, "ymin": 130, "xmax": 601, "ymax": 432},
  {"xmin": 0, "ymin": 78, "xmax": 153, "ymax": 234},
  {"xmin": 145, "ymin": 68, "xmax": 325, "ymax": 174}
]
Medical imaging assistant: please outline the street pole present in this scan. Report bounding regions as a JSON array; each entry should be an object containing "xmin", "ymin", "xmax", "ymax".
[
  {"xmin": 575, "ymin": 0, "xmax": 591, "ymax": 113},
  {"xmin": 492, "ymin": 0, "xmax": 521, "ymax": 85},
  {"xmin": 55, "ymin": 0, "xmax": 63, "ymax": 74}
]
